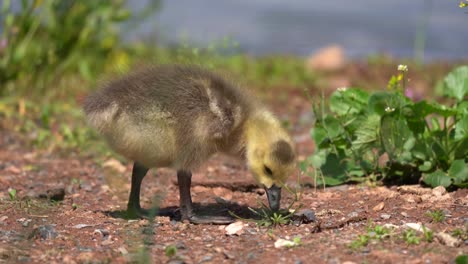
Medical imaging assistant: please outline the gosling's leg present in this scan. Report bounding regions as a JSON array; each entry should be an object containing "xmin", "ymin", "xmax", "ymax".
[
  {"xmin": 126, "ymin": 162, "xmax": 150, "ymax": 218},
  {"xmin": 177, "ymin": 170, "xmax": 233, "ymax": 224}
]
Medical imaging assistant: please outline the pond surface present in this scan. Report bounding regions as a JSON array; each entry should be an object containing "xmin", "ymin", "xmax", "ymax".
[{"xmin": 127, "ymin": 0, "xmax": 468, "ymax": 60}]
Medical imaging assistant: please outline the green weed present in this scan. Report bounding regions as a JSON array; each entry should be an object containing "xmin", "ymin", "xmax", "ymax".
[
  {"xmin": 8, "ymin": 188, "xmax": 16, "ymax": 201},
  {"xmin": 422, "ymin": 225, "xmax": 434, "ymax": 242},
  {"xmin": 349, "ymin": 224, "xmax": 392, "ymax": 249},
  {"xmin": 402, "ymin": 229, "xmax": 420, "ymax": 245},
  {"xmin": 301, "ymin": 65, "xmax": 468, "ymax": 188},
  {"xmin": 426, "ymin": 210, "xmax": 446, "ymax": 223}
]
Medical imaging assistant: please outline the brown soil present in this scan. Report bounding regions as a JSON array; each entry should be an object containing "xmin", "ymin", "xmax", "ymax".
[{"xmin": 1, "ymin": 62, "xmax": 467, "ymax": 264}]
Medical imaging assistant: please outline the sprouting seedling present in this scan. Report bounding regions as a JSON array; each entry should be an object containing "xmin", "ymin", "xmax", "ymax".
[
  {"xmin": 426, "ymin": 209, "xmax": 445, "ymax": 223},
  {"xmin": 8, "ymin": 188, "xmax": 16, "ymax": 201}
]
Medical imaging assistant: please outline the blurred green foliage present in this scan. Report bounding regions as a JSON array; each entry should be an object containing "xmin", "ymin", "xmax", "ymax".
[{"xmin": 0, "ymin": 0, "xmax": 160, "ymax": 96}]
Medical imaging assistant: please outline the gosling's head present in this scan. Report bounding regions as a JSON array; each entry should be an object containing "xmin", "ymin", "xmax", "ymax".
[{"xmin": 247, "ymin": 137, "xmax": 296, "ymax": 211}]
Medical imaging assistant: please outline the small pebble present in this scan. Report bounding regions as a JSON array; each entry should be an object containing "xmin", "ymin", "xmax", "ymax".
[
  {"xmin": 30, "ymin": 225, "xmax": 58, "ymax": 240},
  {"xmin": 380, "ymin": 214, "xmax": 391, "ymax": 220}
]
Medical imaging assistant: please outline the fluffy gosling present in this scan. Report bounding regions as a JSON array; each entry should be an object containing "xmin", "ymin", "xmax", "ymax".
[{"xmin": 83, "ymin": 65, "xmax": 296, "ymax": 224}]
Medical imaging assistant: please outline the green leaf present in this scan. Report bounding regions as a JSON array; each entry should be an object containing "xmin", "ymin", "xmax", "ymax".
[
  {"xmin": 411, "ymin": 100, "xmax": 457, "ymax": 118},
  {"xmin": 455, "ymin": 114, "xmax": 468, "ymax": 141},
  {"xmin": 380, "ymin": 114, "xmax": 413, "ymax": 160},
  {"xmin": 352, "ymin": 114, "xmax": 380, "ymax": 152},
  {"xmin": 322, "ymin": 116, "xmax": 344, "ymax": 139},
  {"xmin": 454, "ymin": 137, "xmax": 468, "ymax": 159},
  {"xmin": 442, "ymin": 66, "xmax": 468, "ymax": 101},
  {"xmin": 320, "ymin": 153, "xmax": 347, "ymax": 185},
  {"xmin": 423, "ymin": 170, "xmax": 452, "ymax": 188},
  {"xmin": 455, "ymin": 255, "xmax": 468, "ymax": 264},
  {"xmin": 448, "ymin": 160, "xmax": 468, "ymax": 185},
  {"xmin": 330, "ymin": 88, "xmax": 369, "ymax": 115},
  {"xmin": 418, "ymin": 161, "xmax": 433, "ymax": 172},
  {"xmin": 311, "ymin": 127, "xmax": 327, "ymax": 148},
  {"xmin": 457, "ymin": 101, "xmax": 468, "ymax": 115}
]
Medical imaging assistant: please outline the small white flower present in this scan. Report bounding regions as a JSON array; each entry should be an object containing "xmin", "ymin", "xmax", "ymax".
[
  {"xmin": 337, "ymin": 87, "xmax": 348, "ymax": 92},
  {"xmin": 397, "ymin": 64, "xmax": 408, "ymax": 72},
  {"xmin": 385, "ymin": 106, "xmax": 395, "ymax": 112}
]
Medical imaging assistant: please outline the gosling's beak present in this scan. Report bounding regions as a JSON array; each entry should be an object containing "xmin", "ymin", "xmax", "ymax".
[{"xmin": 265, "ymin": 184, "xmax": 281, "ymax": 212}]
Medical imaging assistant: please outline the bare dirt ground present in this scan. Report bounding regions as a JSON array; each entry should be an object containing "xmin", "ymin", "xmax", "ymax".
[{"xmin": 1, "ymin": 63, "xmax": 467, "ymax": 263}]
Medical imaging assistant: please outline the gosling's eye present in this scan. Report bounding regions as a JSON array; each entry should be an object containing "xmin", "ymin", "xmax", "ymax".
[{"xmin": 264, "ymin": 165, "xmax": 273, "ymax": 176}]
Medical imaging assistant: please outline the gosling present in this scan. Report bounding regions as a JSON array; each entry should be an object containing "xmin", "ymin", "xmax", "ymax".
[{"xmin": 83, "ymin": 65, "xmax": 296, "ymax": 224}]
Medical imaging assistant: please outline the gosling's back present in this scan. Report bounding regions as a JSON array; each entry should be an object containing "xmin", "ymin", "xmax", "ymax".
[{"xmin": 83, "ymin": 65, "xmax": 254, "ymax": 169}]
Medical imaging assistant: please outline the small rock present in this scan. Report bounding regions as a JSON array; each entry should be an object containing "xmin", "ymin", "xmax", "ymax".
[
  {"xmin": 16, "ymin": 218, "xmax": 32, "ymax": 227},
  {"xmin": 347, "ymin": 212, "xmax": 359, "ymax": 218},
  {"xmin": 93, "ymin": 229, "xmax": 110, "ymax": 239},
  {"xmin": 225, "ymin": 222, "xmax": 244, "ymax": 236},
  {"xmin": 38, "ymin": 188, "xmax": 66, "ymax": 201},
  {"xmin": 397, "ymin": 185, "xmax": 431, "ymax": 195},
  {"xmin": 342, "ymin": 261, "xmax": 357, "ymax": 264},
  {"xmin": 401, "ymin": 212, "xmax": 409, "ymax": 218},
  {"xmin": 223, "ymin": 251, "xmax": 235, "ymax": 259},
  {"xmin": 118, "ymin": 246, "xmax": 128, "ymax": 255},
  {"xmin": 306, "ymin": 44, "xmax": 346, "ymax": 72},
  {"xmin": 101, "ymin": 239, "xmax": 114, "ymax": 246},
  {"xmin": 373, "ymin": 202, "xmax": 385, "ymax": 212},
  {"xmin": 274, "ymin": 238, "xmax": 296, "ymax": 248},
  {"xmin": 380, "ymin": 214, "xmax": 391, "ymax": 220},
  {"xmin": 292, "ymin": 209, "xmax": 316, "ymax": 224},
  {"xmin": 405, "ymin": 195, "xmax": 422, "ymax": 203},
  {"xmin": 199, "ymin": 255, "xmax": 213, "ymax": 263},
  {"xmin": 404, "ymin": 223, "xmax": 429, "ymax": 233},
  {"xmin": 435, "ymin": 232, "xmax": 461, "ymax": 247},
  {"xmin": 102, "ymin": 159, "xmax": 126, "ymax": 173},
  {"xmin": 0, "ymin": 216, "xmax": 8, "ymax": 223},
  {"xmin": 73, "ymin": 224, "xmax": 94, "ymax": 229},
  {"xmin": 432, "ymin": 186, "xmax": 447, "ymax": 197},
  {"xmin": 30, "ymin": 225, "xmax": 58, "ymax": 240}
]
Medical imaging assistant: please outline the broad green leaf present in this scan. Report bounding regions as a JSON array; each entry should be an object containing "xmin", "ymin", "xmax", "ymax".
[
  {"xmin": 423, "ymin": 170, "xmax": 452, "ymax": 188},
  {"xmin": 454, "ymin": 137, "xmax": 468, "ymax": 159},
  {"xmin": 381, "ymin": 114, "xmax": 413, "ymax": 160},
  {"xmin": 322, "ymin": 116, "xmax": 344, "ymax": 139},
  {"xmin": 368, "ymin": 92, "xmax": 396, "ymax": 116},
  {"xmin": 442, "ymin": 66, "xmax": 468, "ymax": 102},
  {"xmin": 330, "ymin": 88, "xmax": 369, "ymax": 115},
  {"xmin": 457, "ymin": 101, "xmax": 468, "ymax": 115},
  {"xmin": 352, "ymin": 114, "xmax": 380, "ymax": 152},
  {"xmin": 411, "ymin": 100, "xmax": 457, "ymax": 118},
  {"xmin": 418, "ymin": 161, "xmax": 433, "ymax": 172},
  {"xmin": 311, "ymin": 127, "xmax": 327, "ymax": 148},
  {"xmin": 454, "ymin": 114, "xmax": 468, "ymax": 140},
  {"xmin": 455, "ymin": 255, "xmax": 468, "ymax": 264},
  {"xmin": 320, "ymin": 153, "xmax": 347, "ymax": 185},
  {"xmin": 448, "ymin": 160, "xmax": 468, "ymax": 185}
]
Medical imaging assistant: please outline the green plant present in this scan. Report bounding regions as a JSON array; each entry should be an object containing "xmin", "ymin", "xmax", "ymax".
[
  {"xmin": 422, "ymin": 225, "xmax": 434, "ymax": 242},
  {"xmin": 301, "ymin": 65, "xmax": 468, "ymax": 188},
  {"xmin": 165, "ymin": 245, "xmax": 177, "ymax": 258},
  {"xmin": 426, "ymin": 209, "xmax": 446, "ymax": 223},
  {"xmin": 8, "ymin": 188, "xmax": 16, "ymax": 201},
  {"xmin": 452, "ymin": 227, "xmax": 468, "ymax": 240},
  {"xmin": 349, "ymin": 224, "xmax": 392, "ymax": 249},
  {"xmin": 230, "ymin": 175, "xmax": 303, "ymax": 227},
  {"xmin": 349, "ymin": 234, "xmax": 370, "ymax": 249},
  {"xmin": 0, "ymin": 0, "xmax": 160, "ymax": 97},
  {"xmin": 402, "ymin": 229, "xmax": 420, "ymax": 245},
  {"xmin": 367, "ymin": 224, "xmax": 391, "ymax": 240}
]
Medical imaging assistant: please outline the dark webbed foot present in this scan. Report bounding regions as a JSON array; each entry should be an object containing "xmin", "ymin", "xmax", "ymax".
[{"xmin": 178, "ymin": 170, "xmax": 234, "ymax": 224}]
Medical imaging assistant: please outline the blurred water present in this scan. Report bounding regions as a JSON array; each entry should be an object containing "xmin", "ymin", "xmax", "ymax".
[{"xmin": 127, "ymin": 0, "xmax": 468, "ymax": 60}]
